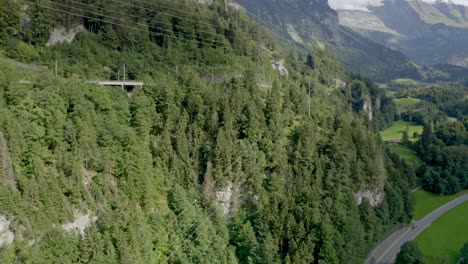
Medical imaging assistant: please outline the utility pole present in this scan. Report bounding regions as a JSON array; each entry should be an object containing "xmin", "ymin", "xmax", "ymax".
[
  {"xmin": 55, "ymin": 60, "xmax": 58, "ymax": 77},
  {"xmin": 117, "ymin": 69, "xmax": 120, "ymax": 81},
  {"xmin": 123, "ymin": 64, "xmax": 126, "ymax": 83},
  {"xmin": 308, "ymin": 82, "xmax": 311, "ymax": 118},
  {"xmin": 122, "ymin": 64, "xmax": 126, "ymax": 91}
]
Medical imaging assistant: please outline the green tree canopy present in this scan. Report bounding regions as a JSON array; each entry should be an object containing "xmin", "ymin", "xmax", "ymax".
[
  {"xmin": 460, "ymin": 242, "xmax": 468, "ymax": 264},
  {"xmin": 395, "ymin": 241, "xmax": 425, "ymax": 264}
]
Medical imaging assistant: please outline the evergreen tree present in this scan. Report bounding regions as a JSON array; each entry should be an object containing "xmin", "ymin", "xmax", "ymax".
[
  {"xmin": 460, "ymin": 242, "xmax": 468, "ymax": 264},
  {"xmin": 395, "ymin": 241, "xmax": 425, "ymax": 264},
  {"xmin": 402, "ymin": 131, "xmax": 409, "ymax": 144},
  {"xmin": 306, "ymin": 53, "xmax": 315, "ymax": 69}
]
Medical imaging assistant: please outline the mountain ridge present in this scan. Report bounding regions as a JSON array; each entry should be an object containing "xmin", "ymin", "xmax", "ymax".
[
  {"xmin": 337, "ymin": 0, "xmax": 468, "ymax": 67},
  {"xmin": 234, "ymin": 0, "xmax": 421, "ymax": 82}
]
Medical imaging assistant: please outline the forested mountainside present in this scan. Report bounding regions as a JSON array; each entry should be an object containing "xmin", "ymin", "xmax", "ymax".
[
  {"xmin": 0, "ymin": 0, "xmax": 415, "ymax": 263},
  {"xmin": 234, "ymin": 0, "xmax": 421, "ymax": 82}
]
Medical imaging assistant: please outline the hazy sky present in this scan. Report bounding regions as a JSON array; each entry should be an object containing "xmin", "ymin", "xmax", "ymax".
[{"xmin": 328, "ymin": 0, "xmax": 468, "ymax": 11}]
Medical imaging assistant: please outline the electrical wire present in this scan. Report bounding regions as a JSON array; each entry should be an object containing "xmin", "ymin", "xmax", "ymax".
[
  {"xmin": 30, "ymin": 1, "xmax": 261, "ymax": 53},
  {"xmin": 104, "ymin": 0, "xmax": 227, "ymax": 29},
  {"xmin": 40, "ymin": 0, "xmax": 225, "ymax": 46},
  {"xmin": 161, "ymin": 150, "xmax": 266, "ymax": 262},
  {"xmin": 58, "ymin": 0, "xmax": 238, "ymax": 42},
  {"xmin": 26, "ymin": 2, "xmax": 275, "ymax": 260}
]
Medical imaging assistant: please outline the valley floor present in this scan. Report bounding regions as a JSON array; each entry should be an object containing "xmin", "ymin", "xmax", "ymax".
[
  {"xmin": 416, "ymin": 201, "xmax": 468, "ymax": 264},
  {"xmin": 366, "ymin": 194, "xmax": 468, "ymax": 264}
]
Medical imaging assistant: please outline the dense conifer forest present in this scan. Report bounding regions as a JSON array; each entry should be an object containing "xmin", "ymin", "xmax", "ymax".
[{"xmin": 0, "ymin": 0, "xmax": 418, "ymax": 263}]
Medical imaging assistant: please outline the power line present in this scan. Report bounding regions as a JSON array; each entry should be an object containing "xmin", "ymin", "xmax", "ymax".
[
  {"xmin": 31, "ymin": 3, "xmax": 271, "ymax": 260},
  {"xmin": 161, "ymin": 150, "xmax": 266, "ymax": 262},
  {"xmin": 40, "ymin": 0, "xmax": 226, "ymax": 46},
  {"xmin": 105, "ymin": 0, "xmax": 225, "ymax": 29},
  {"xmin": 123, "ymin": 0, "xmax": 280, "ymax": 47},
  {"xmin": 102, "ymin": 0, "xmax": 279, "ymax": 53},
  {"xmin": 153, "ymin": 159, "xmax": 242, "ymax": 261},
  {"xmin": 31, "ymin": 1, "xmax": 260, "ymax": 54},
  {"xmin": 59, "ymin": 0, "xmax": 238, "ymax": 42},
  {"xmin": 164, "ymin": 211, "xmax": 215, "ymax": 263},
  {"xmin": 105, "ymin": 0, "xmax": 285, "ymax": 49},
  {"xmin": 132, "ymin": 0, "xmax": 220, "ymax": 20},
  {"xmin": 161, "ymin": 158, "xmax": 240, "ymax": 230},
  {"xmin": 30, "ymin": 3, "xmax": 244, "ymax": 55}
]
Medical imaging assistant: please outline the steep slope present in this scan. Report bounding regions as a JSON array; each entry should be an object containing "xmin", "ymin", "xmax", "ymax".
[
  {"xmin": 234, "ymin": 0, "xmax": 421, "ymax": 82},
  {"xmin": 338, "ymin": 0, "xmax": 468, "ymax": 67},
  {"xmin": 0, "ymin": 0, "xmax": 415, "ymax": 263}
]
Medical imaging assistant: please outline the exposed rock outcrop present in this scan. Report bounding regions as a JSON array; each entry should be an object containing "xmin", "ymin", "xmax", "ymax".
[
  {"xmin": 362, "ymin": 99, "xmax": 373, "ymax": 120},
  {"xmin": 333, "ymin": 78, "xmax": 347, "ymax": 89},
  {"xmin": 46, "ymin": 25, "xmax": 85, "ymax": 46},
  {"xmin": 0, "ymin": 215, "xmax": 14, "ymax": 246},
  {"xmin": 286, "ymin": 24, "xmax": 305, "ymax": 44},
  {"xmin": 272, "ymin": 59, "xmax": 289, "ymax": 76},
  {"xmin": 374, "ymin": 97, "xmax": 382, "ymax": 111},
  {"xmin": 62, "ymin": 211, "xmax": 98, "ymax": 236},
  {"xmin": 216, "ymin": 183, "xmax": 233, "ymax": 217},
  {"xmin": 354, "ymin": 189, "xmax": 384, "ymax": 207}
]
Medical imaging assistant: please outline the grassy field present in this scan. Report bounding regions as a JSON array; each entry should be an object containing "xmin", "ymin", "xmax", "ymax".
[
  {"xmin": 415, "ymin": 201, "xmax": 468, "ymax": 264},
  {"xmin": 394, "ymin": 97, "xmax": 421, "ymax": 113},
  {"xmin": 388, "ymin": 144, "xmax": 423, "ymax": 167},
  {"xmin": 413, "ymin": 189, "xmax": 468, "ymax": 220},
  {"xmin": 380, "ymin": 121, "xmax": 423, "ymax": 142}
]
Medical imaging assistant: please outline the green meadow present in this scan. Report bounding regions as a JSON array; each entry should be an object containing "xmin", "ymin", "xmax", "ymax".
[
  {"xmin": 380, "ymin": 121, "xmax": 423, "ymax": 142},
  {"xmin": 416, "ymin": 201, "xmax": 468, "ymax": 264}
]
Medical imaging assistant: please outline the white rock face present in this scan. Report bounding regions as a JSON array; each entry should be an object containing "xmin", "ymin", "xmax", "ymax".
[
  {"xmin": 329, "ymin": 0, "xmax": 468, "ymax": 12},
  {"xmin": 287, "ymin": 24, "xmax": 305, "ymax": 44},
  {"xmin": 375, "ymin": 97, "xmax": 382, "ymax": 110},
  {"xmin": 0, "ymin": 215, "xmax": 14, "ymax": 246},
  {"xmin": 62, "ymin": 212, "xmax": 98, "ymax": 236},
  {"xmin": 333, "ymin": 78, "xmax": 347, "ymax": 88},
  {"xmin": 338, "ymin": 10, "xmax": 402, "ymax": 35},
  {"xmin": 216, "ymin": 182, "xmax": 233, "ymax": 217},
  {"xmin": 362, "ymin": 99, "xmax": 373, "ymax": 120},
  {"xmin": 328, "ymin": 0, "xmax": 384, "ymax": 11},
  {"xmin": 272, "ymin": 60, "xmax": 289, "ymax": 76},
  {"xmin": 354, "ymin": 189, "xmax": 384, "ymax": 207},
  {"xmin": 46, "ymin": 25, "xmax": 85, "ymax": 46}
]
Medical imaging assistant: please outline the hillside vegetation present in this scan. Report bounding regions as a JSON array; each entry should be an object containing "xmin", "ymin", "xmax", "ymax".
[{"xmin": 0, "ymin": 0, "xmax": 415, "ymax": 263}]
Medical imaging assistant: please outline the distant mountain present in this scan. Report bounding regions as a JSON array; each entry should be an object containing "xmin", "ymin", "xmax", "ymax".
[
  {"xmin": 234, "ymin": 0, "xmax": 421, "ymax": 82},
  {"xmin": 337, "ymin": 0, "xmax": 468, "ymax": 67}
]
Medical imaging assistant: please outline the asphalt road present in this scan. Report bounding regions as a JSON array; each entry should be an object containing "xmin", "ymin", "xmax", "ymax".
[{"xmin": 366, "ymin": 194, "xmax": 468, "ymax": 264}]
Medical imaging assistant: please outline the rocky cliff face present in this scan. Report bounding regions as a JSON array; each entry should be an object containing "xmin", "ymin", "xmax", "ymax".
[{"xmin": 234, "ymin": 0, "xmax": 352, "ymax": 44}]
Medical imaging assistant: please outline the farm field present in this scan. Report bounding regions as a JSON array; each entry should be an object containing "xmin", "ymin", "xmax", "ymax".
[
  {"xmin": 388, "ymin": 144, "xmax": 422, "ymax": 167},
  {"xmin": 413, "ymin": 189, "xmax": 468, "ymax": 220},
  {"xmin": 394, "ymin": 97, "xmax": 421, "ymax": 113},
  {"xmin": 415, "ymin": 201, "xmax": 468, "ymax": 264},
  {"xmin": 380, "ymin": 121, "xmax": 423, "ymax": 142}
]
